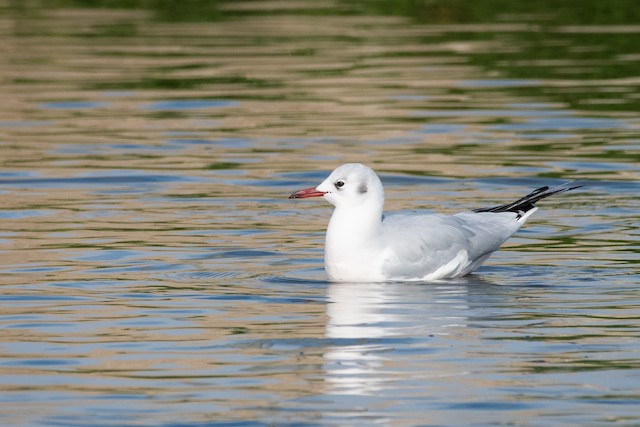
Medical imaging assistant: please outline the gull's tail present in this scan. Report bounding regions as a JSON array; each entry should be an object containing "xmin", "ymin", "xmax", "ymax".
[{"xmin": 473, "ymin": 181, "xmax": 582, "ymax": 219}]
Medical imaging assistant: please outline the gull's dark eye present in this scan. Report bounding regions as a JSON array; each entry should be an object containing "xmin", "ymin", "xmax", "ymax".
[{"xmin": 335, "ymin": 180, "xmax": 345, "ymax": 189}]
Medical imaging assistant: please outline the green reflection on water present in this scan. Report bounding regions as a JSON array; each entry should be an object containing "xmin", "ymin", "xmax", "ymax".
[
  {"xmin": 20, "ymin": 0, "xmax": 640, "ymax": 24},
  {"xmin": 92, "ymin": 76, "xmax": 281, "ymax": 91},
  {"xmin": 206, "ymin": 162, "xmax": 241, "ymax": 170},
  {"xmin": 356, "ymin": 0, "xmax": 640, "ymax": 112},
  {"xmin": 7, "ymin": 0, "xmax": 640, "ymax": 113}
]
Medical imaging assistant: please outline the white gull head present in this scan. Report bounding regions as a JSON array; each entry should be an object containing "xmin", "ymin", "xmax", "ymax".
[
  {"xmin": 290, "ymin": 163, "xmax": 387, "ymax": 281},
  {"xmin": 316, "ymin": 163, "xmax": 384, "ymax": 209}
]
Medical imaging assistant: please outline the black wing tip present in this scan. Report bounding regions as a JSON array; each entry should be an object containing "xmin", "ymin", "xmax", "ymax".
[{"xmin": 473, "ymin": 180, "xmax": 582, "ymax": 215}]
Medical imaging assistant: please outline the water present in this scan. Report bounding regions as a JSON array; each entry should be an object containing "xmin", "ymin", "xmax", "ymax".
[{"xmin": 1, "ymin": 1, "xmax": 639, "ymax": 425}]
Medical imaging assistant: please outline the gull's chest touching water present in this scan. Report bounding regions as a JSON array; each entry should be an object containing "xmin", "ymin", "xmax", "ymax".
[
  {"xmin": 289, "ymin": 163, "xmax": 580, "ymax": 282},
  {"xmin": 322, "ymin": 203, "xmax": 386, "ymax": 282}
]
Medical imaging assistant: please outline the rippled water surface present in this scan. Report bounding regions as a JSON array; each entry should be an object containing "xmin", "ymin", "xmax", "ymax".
[{"xmin": 1, "ymin": 1, "xmax": 639, "ymax": 425}]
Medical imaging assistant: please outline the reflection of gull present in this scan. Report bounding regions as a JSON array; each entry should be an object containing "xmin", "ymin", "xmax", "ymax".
[{"xmin": 324, "ymin": 281, "xmax": 471, "ymax": 396}]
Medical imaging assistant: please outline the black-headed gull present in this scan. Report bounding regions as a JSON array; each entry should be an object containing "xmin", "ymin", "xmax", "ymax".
[{"xmin": 289, "ymin": 163, "xmax": 580, "ymax": 282}]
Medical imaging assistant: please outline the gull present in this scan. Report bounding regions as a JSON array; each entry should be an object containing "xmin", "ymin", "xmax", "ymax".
[{"xmin": 289, "ymin": 163, "xmax": 580, "ymax": 282}]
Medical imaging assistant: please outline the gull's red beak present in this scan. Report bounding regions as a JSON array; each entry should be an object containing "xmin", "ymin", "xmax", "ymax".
[{"xmin": 289, "ymin": 187, "xmax": 326, "ymax": 199}]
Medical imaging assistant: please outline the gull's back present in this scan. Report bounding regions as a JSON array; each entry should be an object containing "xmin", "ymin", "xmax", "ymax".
[{"xmin": 379, "ymin": 211, "xmax": 523, "ymax": 280}]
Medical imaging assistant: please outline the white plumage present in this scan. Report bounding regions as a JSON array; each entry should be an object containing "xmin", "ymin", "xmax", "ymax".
[{"xmin": 289, "ymin": 163, "xmax": 579, "ymax": 282}]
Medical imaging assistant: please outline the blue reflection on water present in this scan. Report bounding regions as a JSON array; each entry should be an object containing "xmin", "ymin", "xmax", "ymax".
[{"xmin": 39, "ymin": 101, "xmax": 109, "ymax": 109}]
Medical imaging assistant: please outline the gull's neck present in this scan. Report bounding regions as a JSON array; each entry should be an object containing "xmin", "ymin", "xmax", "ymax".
[
  {"xmin": 327, "ymin": 203, "xmax": 383, "ymax": 243},
  {"xmin": 324, "ymin": 200, "xmax": 384, "ymax": 280}
]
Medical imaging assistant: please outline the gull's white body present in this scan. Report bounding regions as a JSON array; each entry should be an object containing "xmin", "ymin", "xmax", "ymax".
[
  {"xmin": 290, "ymin": 163, "xmax": 576, "ymax": 282},
  {"xmin": 325, "ymin": 208, "xmax": 534, "ymax": 282}
]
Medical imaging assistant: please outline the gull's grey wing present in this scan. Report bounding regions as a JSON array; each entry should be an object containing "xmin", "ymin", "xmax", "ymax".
[{"xmin": 380, "ymin": 212, "xmax": 521, "ymax": 280}]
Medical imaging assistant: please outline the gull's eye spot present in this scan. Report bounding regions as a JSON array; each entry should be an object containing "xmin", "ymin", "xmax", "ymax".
[{"xmin": 335, "ymin": 180, "xmax": 345, "ymax": 189}]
